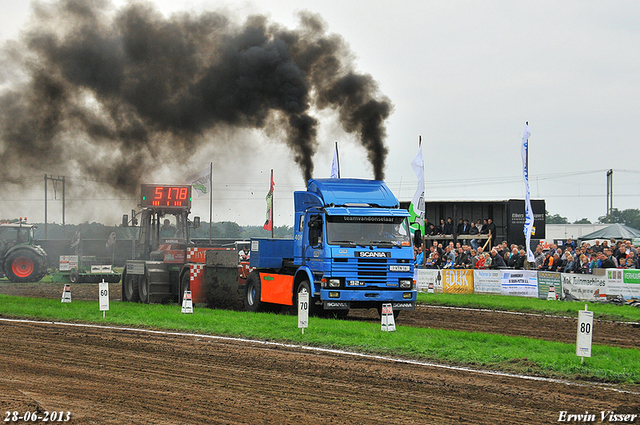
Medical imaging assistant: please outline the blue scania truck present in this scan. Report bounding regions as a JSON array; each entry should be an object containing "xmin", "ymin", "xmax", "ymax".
[{"xmin": 245, "ymin": 178, "xmax": 416, "ymax": 318}]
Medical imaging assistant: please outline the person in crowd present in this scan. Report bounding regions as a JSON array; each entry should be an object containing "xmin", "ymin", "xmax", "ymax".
[
  {"xmin": 563, "ymin": 254, "xmax": 575, "ymax": 273},
  {"xmin": 436, "ymin": 219, "xmax": 445, "ymax": 235},
  {"xmin": 599, "ymin": 251, "xmax": 616, "ymax": 269},
  {"xmin": 483, "ymin": 252, "xmax": 492, "ymax": 268},
  {"xmin": 426, "ymin": 252, "xmax": 442, "ymax": 269},
  {"xmin": 506, "ymin": 248, "xmax": 519, "ymax": 268},
  {"xmin": 468, "ymin": 221, "xmax": 480, "ymax": 250},
  {"xmin": 514, "ymin": 249, "xmax": 526, "ymax": 270},
  {"xmin": 454, "ymin": 247, "xmax": 470, "ymax": 268},
  {"xmin": 625, "ymin": 257, "xmax": 635, "ymax": 269},
  {"xmin": 485, "ymin": 218, "xmax": 497, "ymax": 248},
  {"xmin": 534, "ymin": 246, "xmax": 545, "ymax": 269},
  {"xmin": 443, "ymin": 245, "xmax": 456, "ymax": 264},
  {"xmin": 490, "ymin": 249, "xmax": 507, "ymax": 269},
  {"xmin": 457, "ymin": 219, "xmax": 470, "ymax": 235},
  {"xmin": 414, "ymin": 245, "xmax": 424, "ymax": 268},
  {"xmin": 475, "ymin": 252, "xmax": 487, "ymax": 269},
  {"xmin": 592, "ymin": 240, "xmax": 603, "ymax": 253},
  {"xmin": 605, "ymin": 248, "xmax": 618, "ymax": 267},
  {"xmin": 625, "ymin": 240, "xmax": 638, "ymax": 256},
  {"xmin": 563, "ymin": 238, "xmax": 576, "ymax": 251},
  {"xmin": 539, "ymin": 251, "xmax": 554, "ymax": 271},
  {"xmin": 443, "ymin": 217, "xmax": 454, "ymax": 236},
  {"xmin": 553, "ymin": 252, "xmax": 565, "ymax": 272},
  {"xmin": 476, "ymin": 219, "xmax": 484, "ymax": 234},
  {"xmin": 577, "ymin": 254, "xmax": 590, "ymax": 274},
  {"xmin": 469, "ymin": 249, "xmax": 479, "ymax": 268}
]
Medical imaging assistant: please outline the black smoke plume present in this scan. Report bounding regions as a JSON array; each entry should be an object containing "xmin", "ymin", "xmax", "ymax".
[{"xmin": 0, "ymin": 0, "xmax": 392, "ymax": 195}]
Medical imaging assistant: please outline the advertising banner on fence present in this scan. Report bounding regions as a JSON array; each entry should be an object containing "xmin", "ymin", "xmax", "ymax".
[
  {"xmin": 473, "ymin": 270, "xmax": 501, "ymax": 294},
  {"xmin": 606, "ymin": 269, "xmax": 640, "ymax": 299},
  {"xmin": 417, "ymin": 269, "xmax": 443, "ymax": 293},
  {"xmin": 442, "ymin": 269, "xmax": 473, "ymax": 294},
  {"xmin": 537, "ymin": 271, "xmax": 562, "ymax": 300},
  {"xmin": 500, "ymin": 270, "xmax": 538, "ymax": 297},
  {"xmin": 560, "ymin": 273, "xmax": 606, "ymax": 301}
]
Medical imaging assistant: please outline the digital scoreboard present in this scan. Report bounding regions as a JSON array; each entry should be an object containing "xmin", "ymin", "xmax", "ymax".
[{"xmin": 140, "ymin": 185, "xmax": 192, "ymax": 209}]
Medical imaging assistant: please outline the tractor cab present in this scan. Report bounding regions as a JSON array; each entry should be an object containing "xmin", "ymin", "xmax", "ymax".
[{"xmin": 122, "ymin": 184, "xmax": 198, "ymax": 262}]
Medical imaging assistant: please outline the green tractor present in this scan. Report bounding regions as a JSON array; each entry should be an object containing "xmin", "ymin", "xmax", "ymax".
[{"xmin": 0, "ymin": 221, "xmax": 48, "ymax": 283}]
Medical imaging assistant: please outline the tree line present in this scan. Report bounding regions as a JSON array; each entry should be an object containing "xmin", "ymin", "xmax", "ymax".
[{"xmin": 545, "ymin": 208, "xmax": 640, "ymax": 229}]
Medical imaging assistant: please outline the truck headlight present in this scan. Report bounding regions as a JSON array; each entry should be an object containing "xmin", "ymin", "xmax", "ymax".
[
  {"xmin": 329, "ymin": 291, "xmax": 340, "ymax": 298},
  {"xmin": 328, "ymin": 278, "xmax": 341, "ymax": 288},
  {"xmin": 399, "ymin": 279, "xmax": 412, "ymax": 289}
]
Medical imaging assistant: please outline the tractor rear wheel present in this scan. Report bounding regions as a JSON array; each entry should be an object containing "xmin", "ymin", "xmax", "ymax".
[
  {"xmin": 5, "ymin": 249, "xmax": 46, "ymax": 283},
  {"xmin": 179, "ymin": 272, "xmax": 190, "ymax": 305},
  {"xmin": 138, "ymin": 272, "xmax": 150, "ymax": 304},
  {"xmin": 123, "ymin": 273, "xmax": 140, "ymax": 302}
]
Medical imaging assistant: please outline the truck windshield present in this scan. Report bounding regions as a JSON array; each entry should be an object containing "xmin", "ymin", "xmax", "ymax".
[{"xmin": 326, "ymin": 216, "xmax": 411, "ymax": 246}]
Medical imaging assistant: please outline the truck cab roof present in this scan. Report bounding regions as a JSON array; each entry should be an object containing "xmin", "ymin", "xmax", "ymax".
[{"xmin": 304, "ymin": 179, "xmax": 400, "ymax": 209}]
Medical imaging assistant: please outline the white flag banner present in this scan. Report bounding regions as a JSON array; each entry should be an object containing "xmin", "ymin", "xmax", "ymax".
[
  {"xmin": 330, "ymin": 144, "xmax": 339, "ymax": 179},
  {"xmin": 521, "ymin": 124, "xmax": 535, "ymax": 262},
  {"xmin": 410, "ymin": 144, "xmax": 425, "ymax": 214},
  {"xmin": 187, "ymin": 166, "xmax": 211, "ymax": 197}
]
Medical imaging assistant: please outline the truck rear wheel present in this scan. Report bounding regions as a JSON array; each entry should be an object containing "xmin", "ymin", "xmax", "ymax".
[
  {"xmin": 5, "ymin": 249, "xmax": 46, "ymax": 283},
  {"xmin": 244, "ymin": 272, "xmax": 263, "ymax": 312},
  {"xmin": 124, "ymin": 273, "xmax": 140, "ymax": 302}
]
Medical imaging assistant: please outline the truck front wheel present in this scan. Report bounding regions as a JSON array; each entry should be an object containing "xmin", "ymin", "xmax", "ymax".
[
  {"xmin": 244, "ymin": 272, "xmax": 263, "ymax": 312},
  {"xmin": 296, "ymin": 280, "xmax": 320, "ymax": 317}
]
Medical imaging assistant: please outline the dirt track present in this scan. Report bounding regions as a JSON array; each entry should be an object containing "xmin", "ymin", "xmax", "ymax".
[
  {"xmin": 2, "ymin": 320, "xmax": 639, "ymax": 425},
  {"xmin": 1, "ymin": 282, "xmax": 639, "ymax": 424}
]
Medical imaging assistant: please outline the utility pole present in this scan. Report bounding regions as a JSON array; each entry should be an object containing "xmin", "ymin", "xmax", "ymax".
[
  {"xmin": 44, "ymin": 174, "xmax": 67, "ymax": 239},
  {"xmin": 606, "ymin": 169, "xmax": 613, "ymax": 218}
]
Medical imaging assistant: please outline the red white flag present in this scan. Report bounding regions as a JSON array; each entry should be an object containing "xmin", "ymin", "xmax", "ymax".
[{"xmin": 263, "ymin": 169, "xmax": 274, "ymax": 231}]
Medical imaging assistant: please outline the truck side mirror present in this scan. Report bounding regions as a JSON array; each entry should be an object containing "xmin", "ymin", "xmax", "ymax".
[
  {"xmin": 413, "ymin": 229, "xmax": 422, "ymax": 248},
  {"xmin": 193, "ymin": 216, "xmax": 201, "ymax": 228},
  {"xmin": 122, "ymin": 214, "xmax": 128, "ymax": 227}
]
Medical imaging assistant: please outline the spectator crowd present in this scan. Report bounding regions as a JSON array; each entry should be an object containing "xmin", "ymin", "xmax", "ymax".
[{"xmin": 414, "ymin": 231, "xmax": 640, "ymax": 273}]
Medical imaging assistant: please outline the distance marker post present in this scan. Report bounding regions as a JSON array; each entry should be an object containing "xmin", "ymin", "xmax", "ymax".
[
  {"xmin": 181, "ymin": 291, "xmax": 193, "ymax": 314},
  {"xmin": 576, "ymin": 304, "xmax": 594, "ymax": 364},
  {"xmin": 381, "ymin": 303, "xmax": 396, "ymax": 332},
  {"xmin": 99, "ymin": 280, "xmax": 109, "ymax": 318},
  {"xmin": 61, "ymin": 284, "xmax": 71, "ymax": 303},
  {"xmin": 298, "ymin": 291, "xmax": 309, "ymax": 334}
]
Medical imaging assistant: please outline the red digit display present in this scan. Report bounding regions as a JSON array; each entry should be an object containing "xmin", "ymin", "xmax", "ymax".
[{"xmin": 140, "ymin": 185, "xmax": 192, "ymax": 209}]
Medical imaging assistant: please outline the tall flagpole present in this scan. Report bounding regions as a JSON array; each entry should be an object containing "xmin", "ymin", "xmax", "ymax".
[
  {"xmin": 335, "ymin": 142, "xmax": 340, "ymax": 178},
  {"xmin": 271, "ymin": 169, "xmax": 274, "ymax": 238},
  {"xmin": 209, "ymin": 161, "xmax": 213, "ymax": 244}
]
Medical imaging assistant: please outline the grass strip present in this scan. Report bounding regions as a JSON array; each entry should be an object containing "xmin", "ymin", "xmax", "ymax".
[
  {"xmin": 417, "ymin": 292, "xmax": 640, "ymax": 322},
  {"xmin": 1, "ymin": 294, "xmax": 638, "ymax": 385}
]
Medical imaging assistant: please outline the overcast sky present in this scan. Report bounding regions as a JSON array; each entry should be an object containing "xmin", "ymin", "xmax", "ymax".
[{"xmin": 1, "ymin": 0, "xmax": 639, "ymax": 228}]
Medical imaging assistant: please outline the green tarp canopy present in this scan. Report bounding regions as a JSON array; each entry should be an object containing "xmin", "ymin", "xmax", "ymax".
[{"xmin": 579, "ymin": 223, "xmax": 640, "ymax": 241}]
